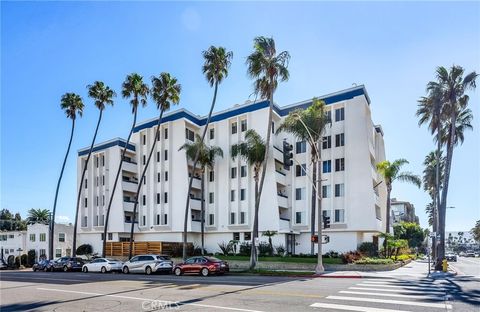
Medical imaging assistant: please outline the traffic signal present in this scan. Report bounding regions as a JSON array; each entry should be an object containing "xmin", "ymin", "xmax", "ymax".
[
  {"xmin": 311, "ymin": 235, "xmax": 318, "ymax": 243},
  {"xmin": 323, "ymin": 215, "xmax": 331, "ymax": 229},
  {"xmin": 283, "ymin": 140, "xmax": 293, "ymax": 170}
]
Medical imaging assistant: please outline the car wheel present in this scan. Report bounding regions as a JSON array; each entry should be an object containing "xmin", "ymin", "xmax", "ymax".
[
  {"xmin": 83, "ymin": 267, "xmax": 88, "ymax": 273},
  {"xmin": 63, "ymin": 266, "xmax": 68, "ymax": 272},
  {"xmin": 123, "ymin": 266, "xmax": 129, "ymax": 274},
  {"xmin": 174, "ymin": 268, "xmax": 182, "ymax": 276},
  {"xmin": 200, "ymin": 268, "xmax": 209, "ymax": 277},
  {"xmin": 145, "ymin": 266, "xmax": 152, "ymax": 275},
  {"xmin": 101, "ymin": 266, "xmax": 107, "ymax": 274}
]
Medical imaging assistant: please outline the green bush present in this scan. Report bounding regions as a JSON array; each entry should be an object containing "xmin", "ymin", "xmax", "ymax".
[
  {"xmin": 218, "ymin": 241, "xmax": 233, "ymax": 256},
  {"xmin": 324, "ymin": 251, "xmax": 340, "ymax": 258},
  {"xmin": 27, "ymin": 249, "xmax": 36, "ymax": 267},
  {"xmin": 392, "ymin": 254, "xmax": 415, "ymax": 261},
  {"xmin": 355, "ymin": 257, "xmax": 394, "ymax": 265},
  {"xmin": 14, "ymin": 256, "xmax": 21, "ymax": 268},
  {"xmin": 239, "ymin": 242, "xmax": 251, "ymax": 256},
  {"xmin": 258, "ymin": 242, "xmax": 271, "ymax": 257},
  {"xmin": 76, "ymin": 244, "xmax": 93, "ymax": 257},
  {"xmin": 275, "ymin": 244, "xmax": 286, "ymax": 256},
  {"xmin": 358, "ymin": 242, "xmax": 378, "ymax": 257}
]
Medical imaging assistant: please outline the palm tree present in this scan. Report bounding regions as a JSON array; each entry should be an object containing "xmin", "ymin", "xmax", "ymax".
[
  {"xmin": 50, "ymin": 93, "xmax": 84, "ymax": 260},
  {"xmin": 277, "ymin": 98, "xmax": 330, "ymax": 261},
  {"xmin": 246, "ymin": 36, "xmax": 290, "ymax": 269},
  {"xmin": 72, "ymin": 82, "xmax": 116, "ymax": 256},
  {"xmin": 231, "ymin": 129, "xmax": 266, "ymax": 269},
  {"xmin": 261, "ymin": 230, "xmax": 277, "ymax": 256},
  {"xmin": 376, "ymin": 159, "xmax": 421, "ymax": 256},
  {"xmin": 126, "ymin": 73, "xmax": 181, "ymax": 259},
  {"xmin": 102, "ymin": 74, "xmax": 149, "ymax": 257},
  {"xmin": 28, "ymin": 208, "xmax": 51, "ymax": 224},
  {"xmin": 179, "ymin": 135, "xmax": 223, "ymax": 255},
  {"xmin": 182, "ymin": 46, "xmax": 233, "ymax": 260}
]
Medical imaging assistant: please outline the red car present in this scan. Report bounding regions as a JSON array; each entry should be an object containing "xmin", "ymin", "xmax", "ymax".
[{"xmin": 173, "ymin": 256, "xmax": 229, "ymax": 276}]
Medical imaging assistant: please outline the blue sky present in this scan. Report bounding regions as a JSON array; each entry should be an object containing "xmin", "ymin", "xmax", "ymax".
[{"xmin": 1, "ymin": 1, "xmax": 479, "ymax": 231}]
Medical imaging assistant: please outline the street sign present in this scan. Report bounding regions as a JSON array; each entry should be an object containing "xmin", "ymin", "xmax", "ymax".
[
  {"xmin": 321, "ymin": 235, "xmax": 330, "ymax": 244},
  {"xmin": 429, "ymin": 232, "xmax": 436, "ymax": 238}
]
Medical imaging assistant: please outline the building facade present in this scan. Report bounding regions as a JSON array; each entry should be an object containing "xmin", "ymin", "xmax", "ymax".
[
  {"xmin": 391, "ymin": 198, "xmax": 419, "ymax": 225},
  {"xmin": 77, "ymin": 85, "xmax": 387, "ymax": 254},
  {"xmin": 0, "ymin": 223, "xmax": 73, "ymax": 261}
]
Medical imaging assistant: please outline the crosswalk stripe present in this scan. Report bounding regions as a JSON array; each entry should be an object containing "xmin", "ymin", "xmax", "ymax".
[
  {"xmin": 349, "ymin": 287, "xmax": 446, "ymax": 294},
  {"xmin": 339, "ymin": 290, "xmax": 445, "ymax": 300},
  {"xmin": 326, "ymin": 295, "xmax": 452, "ymax": 309},
  {"xmin": 310, "ymin": 302, "xmax": 412, "ymax": 312},
  {"xmin": 356, "ymin": 283, "xmax": 452, "ymax": 291},
  {"xmin": 361, "ymin": 280, "xmax": 453, "ymax": 287}
]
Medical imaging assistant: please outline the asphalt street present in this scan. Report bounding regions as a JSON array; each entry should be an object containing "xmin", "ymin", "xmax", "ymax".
[{"xmin": 0, "ymin": 262, "xmax": 478, "ymax": 312}]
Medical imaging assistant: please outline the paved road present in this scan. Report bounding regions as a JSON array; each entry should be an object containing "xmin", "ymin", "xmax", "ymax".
[
  {"xmin": 0, "ymin": 269, "xmax": 478, "ymax": 311},
  {"xmin": 450, "ymin": 256, "xmax": 480, "ymax": 278}
]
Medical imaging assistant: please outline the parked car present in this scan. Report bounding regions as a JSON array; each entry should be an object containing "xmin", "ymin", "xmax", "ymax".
[
  {"xmin": 0, "ymin": 259, "xmax": 8, "ymax": 270},
  {"xmin": 445, "ymin": 253, "xmax": 457, "ymax": 262},
  {"xmin": 173, "ymin": 256, "xmax": 229, "ymax": 276},
  {"xmin": 122, "ymin": 254, "xmax": 173, "ymax": 275},
  {"xmin": 82, "ymin": 258, "xmax": 122, "ymax": 273},
  {"xmin": 465, "ymin": 252, "xmax": 476, "ymax": 258},
  {"xmin": 32, "ymin": 259, "xmax": 52, "ymax": 271},
  {"xmin": 49, "ymin": 257, "xmax": 86, "ymax": 272}
]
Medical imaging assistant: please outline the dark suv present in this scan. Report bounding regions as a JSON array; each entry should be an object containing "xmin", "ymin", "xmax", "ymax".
[{"xmin": 50, "ymin": 257, "xmax": 85, "ymax": 272}]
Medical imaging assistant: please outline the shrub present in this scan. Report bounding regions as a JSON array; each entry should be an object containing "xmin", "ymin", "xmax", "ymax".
[
  {"xmin": 192, "ymin": 245, "xmax": 204, "ymax": 256},
  {"xmin": 355, "ymin": 257, "xmax": 394, "ymax": 265},
  {"xmin": 27, "ymin": 249, "xmax": 36, "ymax": 267},
  {"xmin": 341, "ymin": 251, "xmax": 362, "ymax": 264},
  {"xmin": 358, "ymin": 242, "xmax": 378, "ymax": 257},
  {"xmin": 324, "ymin": 251, "xmax": 340, "ymax": 258},
  {"xmin": 275, "ymin": 244, "xmax": 286, "ymax": 256},
  {"xmin": 14, "ymin": 256, "xmax": 21, "ymax": 268},
  {"xmin": 239, "ymin": 242, "xmax": 251, "ymax": 256},
  {"xmin": 20, "ymin": 254, "xmax": 28, "ymax": 267},
  {"xmin": 7, "ymin": 255, "xmax": 15, "ymax": 267},
  {"xmin": 76, "ymin": 244, "xmax": 93, "ymax": 258},
  {"xmin": 218, "ymin": 241, "xmax": 233, "ymax": 256},
  {"xmin": 392, "ymin": 254, "xmax": 415, "ymax": 261},
  {"xmin": 258, "ymin": 242, "xmax": 271, "ymax": 257}
]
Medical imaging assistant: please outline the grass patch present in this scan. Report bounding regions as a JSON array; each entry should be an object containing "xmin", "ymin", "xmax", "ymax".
[
  {"xmin": 233, "ymin": 269, "xmax": 314, "ymax": 276},
  {"xmin": 215, "ymin": 255, "xmax": 343, "ymax": 264}
]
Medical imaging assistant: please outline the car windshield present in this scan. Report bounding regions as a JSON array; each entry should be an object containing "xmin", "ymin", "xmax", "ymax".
[{"xmin": 205, "ymin": 257, "xmax": 222, "ymax": 262}]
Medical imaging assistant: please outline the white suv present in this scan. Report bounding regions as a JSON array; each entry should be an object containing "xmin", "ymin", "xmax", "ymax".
[{"xmin": 122, "ymin": 254, "xmax": 173, "ymax": 275}]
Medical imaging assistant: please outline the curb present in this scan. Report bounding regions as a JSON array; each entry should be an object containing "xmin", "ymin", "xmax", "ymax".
[{"xmin": 313, "ymin": 275, "xmax": 362, "ymax": 279}]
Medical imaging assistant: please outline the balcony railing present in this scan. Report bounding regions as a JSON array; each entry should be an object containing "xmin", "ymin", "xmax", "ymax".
[
  {"xmin": 275, "ymin": 170, "xmax": 286, "ymax": 176},
  {"xmin": 277, "ymin": 193, "xmax": 288, "ymax": 198},
  {"xmin": 122, "ymin": 157, "xmax": 137, "ymax": 165}
]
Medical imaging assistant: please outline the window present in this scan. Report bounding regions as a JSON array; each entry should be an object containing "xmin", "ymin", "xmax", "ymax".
[
  {"xmin": 322, "ymin": 185, "xmax": 331, "ymax": 198},
  {"xmin": 231, "ymin": 167, "xmax": 237, "ymax": 179},
  {"xmin": 55, "ymin": 249, "xmax": 62, "ymax": 258},
  {"xmin": 335, "ymin": 107, "xmax": 345, "ymax": 122},
  {"xmin": 335, "ymin": 158, "xmax": 345, "ymax": 171},
  {"xmin": 0, "ymin": 235, "xmax": 6, "ymax": 241},
  {"xmin": 164, "ymin": 192, "xmax": 168, "ymax": 203},
  {"xmin": 335, "ymin": 183, "xmax": 345, "ymax": 197},
  {"xmin": 240, "ymin": 189, "xmax": 246, "ymax": 201},
  {"xmin": 164, "ymin": 128, "xmax": 168, "ymax": 139},
  {"xmin": 156, "ymin": 214, "xmax": 160, "ymax": 225},
  {"xmin": 334, "ymin": 209, "xmax": 345, "ymax": 223},
  {"xmin": 165, "ymin": 171, "xmax": 168, "ymax": 181},
  {"xmin": 96, "ymin": 196, "xmax": 98, "ymax": 206},
  {"xmin": 8, "ymin": 234, "xmax": 13, "ymax": 239},
  {"xmin": 58, "ymin": 233, "xmax": 65, "ymax": 242},
  {"xmin": 108, "ymin": 233, "xmax": 113, "ymax": 240},
  {"xmin": 240, "ymin": 165, "xmax": 247, "ymax": 177},
  {"xmin": 164, "ymin": 214, "xmax": 168, "ymax": 225},
  {"xmin": 272, "ymin": 121, "xmax": 275, "ymax": 134},
  {"xmin": 231, "ymin": 122, "xmax": 237, "ymax": 134},
  {"xmin": 142, "ymin": 155, "xmax": 146, "ymax": 165},
  {"xmin": 209, "ymin": 128, "xmax": 215, "ymax": 140},
  {"xmin": 233, "ymin": 232, "xmax": 240, "ymax": 240},
  {"xmin": 102, "ymin": 155, "xmax": 105, "ymax": 166},
  {"xmin": 326, "ymin": 110, "xmax": 332, "ymax": 121},
  {"xmin": 39, "ymin": 249, "xmax": 46, "ymax": 257},
  {"xmin": 29, "ymin": 234, "xmax": 35, "ymax": 242},
  {"xmin": 295, "ymin": 188, "xmax": 305, "ymax": 200},
  {"xmin": 209, "ymin": 171, "xmax": 214, "ymax": 182},
  {"xmin": 102, "ymin": 175, "xmax": 105, "ymax": 185},
  {"xmin": 157, "ymin": 172, "xmax": 161, "ymax": 182},
  {"xmin": 96, "ymin": 177, "xmax": 99, "ymax": 186},
  {"xmin": 142, "ymin": 215, "xmax": 146, "ymax": 226},
  {"xmin": 230, "ymin": 190, "xmax": 236, "ymax": 202},
  {"xmin": 85, "ymin": 179, "xmax": 87, "ymax": 189},
  {"xmin": 185, "ymin": 128, "xmax": 195, "ymax": 141},
  {"xmin": 296, "ymin": 141, "xmax": 306, "ymax": 154},
  {"xmin": 209, "ymin": 214, "xmax": 214, "ymax": 225},
  {"xmin": 295, "ymin": 212, "xmax": 302, "ymax": 224},
  {"xmin": 209, "ymin": 192, "xmax": 214, "ymax": 204},
  {"xmin": 142, "ymin": 134, "xmax": 146, "ymax": 145},
  {"xmin": 244, "ymin": 232, "xmax": 251, "ymax": 240},
  {"xmin": 96, "ymin": 156, "xmax": 99, "ymax": 168},
  {"xmin": 335, "ymin": 133, "xmax": 345, "ymax": 147},
  {"xmin": 83, "ymin": 216, "xmax": 88, "ymax": 227},
  {"xmin": 95, "ymin": 215, "xmax": 99, "ymax": 226},
  {"xmin": 241, "ymin": 119, "xmax": 247, "ymax": 132},
  {"xmin": 296, "ymin": 164, "xmax": 306, "ymax": 177},
  {"xmin": 240, "ymin": 212, "xmax": 246, "ymax": 224},
  {"xmin": 157, "ymin": 151, "xmax": 160, "ymax": 162},
  {"xmin": 323, "ymin": 160, "xmax": 332, "ymax": 173},
  {"xmin": 230, "ymin": 213, "xmax": 236, "ymax": 225},
  {"xmin": 142, "ymin": 195, "xmax": 146, "ymax": 206},
  {"xmin": 39, "ymin": 233, "xmax": 46, "ymax": 242},
  {"xmin": 322, "ymin": 136, "xmax": 331, "ymax": 149},
  {"xmin": 100, "ymin": 214, "xmax": 104, "ymax": 225},
  {"xmin": 323, "ymin": 210, "xmax": 332, "ymax": 220},
  {"xmin": 84, "ymin": 198, "xmax": 88, "ymax": 208},
  {"xmin": 164, "ymin": 150, "xmax": 168, "ymax": 161},
  {"xmin": 157, "ymin": 193, "xmax": 160, "ymax": 204}
]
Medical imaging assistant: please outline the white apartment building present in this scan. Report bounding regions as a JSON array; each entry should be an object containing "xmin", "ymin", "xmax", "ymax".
[
  {"xmin": 77, "ymin": 85, "xmax": 387, "ymax": 254},
  {"xmin": 0, "ymin": 223, "xmax": 73, "ymax": 261}
]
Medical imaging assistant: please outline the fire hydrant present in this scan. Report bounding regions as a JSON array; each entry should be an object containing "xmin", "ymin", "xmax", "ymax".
[{"xmin": 442, "ymin": 259, "xmax": 448, "ymax": 272}]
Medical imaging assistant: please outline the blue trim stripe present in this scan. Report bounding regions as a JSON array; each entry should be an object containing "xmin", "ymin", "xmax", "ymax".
[
  {"xmin": 78, "ymin": 139, "xmax": 135, "ymax": 156},
  {"xmin": 133, "ymin": 87, "xmax": 368, "ymax": 133}
]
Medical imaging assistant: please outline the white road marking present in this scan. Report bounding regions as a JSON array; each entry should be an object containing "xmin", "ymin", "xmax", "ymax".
[
  {"xmin": 36, "ymin": 287, "xmax": 265, "ymax": 312},
  {"xmin": 349, "ymin": 287, "xmax": 446, "ymax": 294},
  {"xmin": 3, "ymin": 276, "xmax": 85, "ymax": 282},
  {"xmin": 339, "ymin": 290, "xmax": 445, "ymax": 300},
  {"xmin": 326, "ymin": 295, "xmax": 452, "ymax": 309},
  {"xmin": 310, "ymin": 302, "xmax": 412, "ymax": 312},
  {"xmin": 356, "ymin": 283, "xmax": 453, "ymax": 290}
]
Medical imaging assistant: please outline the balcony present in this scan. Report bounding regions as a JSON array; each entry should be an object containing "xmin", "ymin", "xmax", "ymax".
[
  {"xmin": 275, "ymin": 170, "xmax": 287, "ymax": 186},
  {"xmin": 124, "ymin": 221, "xmax": 139, "ymax": 233},
  {"xmin": 279, "ymin": 218, "xmax": 290, "ymax": 231},
  {"xmin": 191, "ymin": 176, "xmax": 202, "ymax": 190},
  {"xmin": 277, "ymin": 194, "xmax": 288, "ymax": 208},
  {"xmin": 191, "ymin": 220, "xmax": 201, "ymax": 232},
  {"xmin": 190, "ymin": 197, "xmax": 202, "ymax": 210},
  {"xmin": 273, "ymin": 146, "xmax": 284, "ymax": 163},
  {"xmin": 123, "ymin": 201, "xmax": 135, "ymax": 212},
  {"xmin": 122, "ymin": 160, "xmax": 137, "ymax": 173},
  {"xmin": 122, "ymin": 180, "xmax": 138, "ymax": 193}
]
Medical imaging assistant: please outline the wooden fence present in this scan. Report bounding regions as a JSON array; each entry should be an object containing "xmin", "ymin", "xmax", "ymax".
[{"xmin": 105, "ymin": 242, "xmax": 193, "ymax": 257}]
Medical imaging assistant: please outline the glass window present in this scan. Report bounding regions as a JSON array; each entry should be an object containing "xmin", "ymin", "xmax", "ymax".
[
  {"xmin": 209, "ymin": 171, "xmax": 214, "ymax": 182},
  {"xmin": 241, "ymin": 166, "xmax": 247, "ymax": 177},
  {"xmin": 157, "ymin": 151, "xmax": 160, "ymax": 162},
  {"xmin": 230, "ymin": 190, "xmax": 236, "ymax": 202},
  {"xmin": 40, "ymin": 233, "xmax": 46, "ymax": 242},
  {"xmin": 209, "ymin": 192, "xmax": 214, "ymax": 204},
  {"xmin": 241, "ymin": 119, "xmax": 247, "ymax": 132},
  {"xmin": 165, "ymin": 171, "xmax": 168, "ymax": 181},
  {"xmin": 55, "ymin": 249, "xmax": 62, "ymax": 258},
  {"xmin": 164, "ymin": 192, "xmax": 168, "ymax": 203},
  {"xmin": 335, "ymin": 158, "xmax": 345, "ymax": 171},
  {"xmin": 335, "ymin": 183, "xmax": 345, "ymax": 197},
  {"xmin": 322, "ymin": 160, "xmax": 331, "ymax": 173},
  {"xmin": 142, "ymin": 155, "xmax": 146, "ymax": 165},
  {"xmin": 244, "ymin": 232, "xmax": 251, "ymax": 240},
  {"xmin": 209, "ymin": 128, "xmax": 215, "ymax": 140},
  {"xmin": 164, "ymin": 128, "xmax": 168, "ymax": 139},
  {"xmin": 335, "ymin": 133, "xmax": 345, "ymax": 147},
  {"xmin": 142, "ymin": 195, "xmax": 146, "ymax": 206},
  {"xmin": 295, "ymin": 212, "xmax": 302, "ymax": 224},
  {"xmin": 326, "ymin": 110, "xmax": 332, "ymax": 121},
  {"xmin": 233, "ymin": 232, "xmax": 240, "ymax": 240},
  {"xmin": 296, "ymin": 164, "xmax": 306, "ymax": 177},
  {"xmin": 296, "ymin": 141, "xmax": 306, "ymax": 154},
  {"xmin": 164, "ymin": 214, "xmax": 168, "ymax": 225},
  {"xmin": 240, "ymin": 212, "xmax": 246, "ymax": 224},
  {"xmin": 209, "ymin": 214, "xmax": 214, "ymax": 225},
  {"xmin": 85, "ymin": 179, "xmax": 87, "ymax": 189},
  {"xmin": 240, "ymin": 189, "xmax": 246, "ymax": 201},
  {"xmin": 108, "ymin": 233, "xmax": 113, "ymax": 240},
  {"xmin": 142, "ymin": 134, "xmax": 146, "ymax": 145},
  {"xmin": 231, "ymin": 122, "xmax": 237, "ymax": 134},
  {"xmin": 322, "ymin": 185, "xmax": 331, "ymax": 198},
  {"xmin": 322, "ymin": 136, "xmax": 331, "ymax": 149},
  {"xmin": 142, "ymin": 215, "xmax": 146, "ymax": 226},
  {"xmin": 230, "ymin": 213, "xmax": 236, "ymax": 225},
  {"xmin": 185, "ymin": 128, "xmax": 195, "ymax": 141},
  {"xmin": 29, "ymin": 234, "xmax": 35, "ymax": 242},
  {"xmin": 164, "ymin": 150, "xmax": 168, "ymax": 161},
  {"xmin": 231, "ymin": 167, "xmax": 237, "ymax": 179},
  {"xmin": 334, "ymin": 209, "xmax": 345, "ymax": 223},
  {"xmin": 295, "ymin": 188, "xmax": 305, "ymax": 200},
  {"xmin": 58, "ymin": 233, "xmax": 65, "ymax": 242},
  {"xmin": 158, "ymin": 172, "xmax": 161, "ymax": 182},
  {"xmin": 335, "ymin": 107, "xmax": 345, "ymax": 122},
  {"xmin": 157, "ymin": 193, "xmax": 160, "ymax": 204}
]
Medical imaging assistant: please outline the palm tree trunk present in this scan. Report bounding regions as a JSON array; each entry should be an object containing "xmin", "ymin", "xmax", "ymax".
[
  {"xmin": 310, "ymin": 157, "xmax": 317, "ymax": 255},
  {"xmin": 50, "ymin": 119, "xmax": 75, "ymax": 260},
  {"xmin": 433, "ymin": 113, "xmax": 442, "ymax": 263},
  {"xmin": 201, "ymin": 168, "xmax": 205, "ymax": 255},
  {"xmin": 251, "ymin": 90, "xmax": 274, "ymax": 270},
  {"xmin": 384, "ymin": 186, "xmax": 392, "ymax": 258},
  {"xmin": 183, "ymin": 81, "xmax": 219, "ymax": 260},
  {"xmin": 128, "ymin": 109, "xmax": 165, "ymax": 259},
  {"xmin": 250, "ymin": 174, "xmax": 259, "ymax": 269},
  {"xmin": 315, "ymin": 142, "xmax": 324, "ymax": 273},
  {"xmin": 73, "ymin": 109, "xmax": 103, "ymax": 256},
  {"xmin": 102, "ymin": 109, "xmax": 138, "ymax": 257}
]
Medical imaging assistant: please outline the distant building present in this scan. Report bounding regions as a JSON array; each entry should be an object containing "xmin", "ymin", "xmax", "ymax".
[
  {"xmin": 0, "ymin": 223, "xmax": 73, "ymax": 261},
  {"xmin": 391, "ymin": 198, "xmax": 419, "ymax": 225}
]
